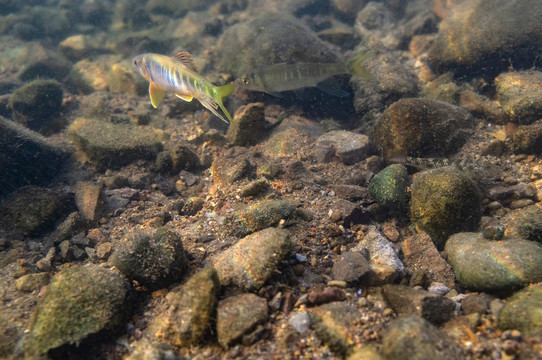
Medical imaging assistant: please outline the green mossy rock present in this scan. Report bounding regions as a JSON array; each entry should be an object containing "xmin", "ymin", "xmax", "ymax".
[
  {"xmin": 445, "ymin": 232, "xmax": 542, "ymax": 294},
  {"xmin": 498, "ymin": 283, "xmax": 542, "ymax": 336},
  {"xmin": 23, "ymin": 264, "xmax": 131, "ymax": 357},
  {"xmin": 68, "ymin": 117, "xmax": 162, "ymax": 170},
  {"xmin": 368, "ymin": 164, "xmax": 409, "ymax": 214},
  {"xmin": 410, "ymin": 167, "xmax": 481, "ymax": 248}
]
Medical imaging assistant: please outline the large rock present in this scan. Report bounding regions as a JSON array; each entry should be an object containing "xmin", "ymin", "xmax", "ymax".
[
  {"xmin": 23, "ymin": 264, "xmax": 131, "ymax": 357},
  {"xmin": 371, "ymin": 98, "xmax": 474, "ymax": 160},
  {"xmin": 495, "ymin": 70, "xmax": 542, "ymax": 125},
  {"xmin": 110, "ymin": 226, "xmax": 187, "ymax": 290},
  {"xmin": 216, "ymin": 13, "xmax": 338, "ymax": 77},
  {"xmin": 0, "ymin": 117, "xmax": 66, "ymax": 198},
  {"xmin": 68, "ymin": 117, "xmax": 162, "ymax": 170},
  {"xmin": 213, "ymin": 228, "xmax": 293, "ymax": 291},
  {"xmin": 428, "ymin": 0, "xmax": 542, "ymax": 76},
  {"xmin": 445, "ymin": 232, "xmax": 542, "ymax": 294},
  {"xmin": 498, "ymin": 283, "xmax": 542, "ymax": 337},
  {"xmin": 410, "ymin": 167, "xmax": 481, "ymax": 248},
  {"xmin": 148, "ymin": 267, "xmax": 219, "ymax": 348},
  {"xmin": 381, "ymin": 316, "xmax": 461, "ymax": 360}
]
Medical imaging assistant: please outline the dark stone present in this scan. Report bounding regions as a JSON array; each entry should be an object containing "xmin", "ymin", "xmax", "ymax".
[
  {"xmin": 332, "ymin": 251, "xmax": 370, "ymax": 285},
  {"xmin": 461, "ymin": 293, "xmax": 493, "ymax": 315},
  {"xmin": 227, "ymin": 102, "xmax": 267, "ymax": 146},
  {"xmin": 509, "ymin": 120, "xmax": 542, "ymax": 155},
  {"xmin": 495, "ymin": 71, "xmax": 542, "ymax": 125},
  {"xmin": 307, "ymin": 288, "xmax": 347, "ymax": 305},
  {"xmin": 368, "ymin": 164, "xmax": 409, "ymax": 214}
]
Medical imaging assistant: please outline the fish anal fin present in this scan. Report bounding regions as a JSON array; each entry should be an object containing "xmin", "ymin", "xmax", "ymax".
[
  {"xmin": 173, "ymin": 51, "xmax": 199, "ymax": 73},
  {"xmin": 199, "ymin": 96, "xmax": 229, "ymax": 124},
  {"xmin": 149, "ymin": 83, "xmax": 165, "ymax": 108},
  {"xmin": 316, "ymin": 79, "xmax": 350, "ymax": 97},
  {"xmin": 176, "ymin": 93, "xmax": 193, "ymax": 102}
]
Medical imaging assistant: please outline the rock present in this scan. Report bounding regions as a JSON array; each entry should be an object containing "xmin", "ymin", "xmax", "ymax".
[
  {"xmin": 461, "ymin": 293, "xmax": 493, "ymax": 315},
  {"xmin": 69, "ymin": 56, "xmax": 120, "ymax": 94},
  {"xmin": 146, "ymin": 0, "xmax": 215, "ymax": 16},
  {"xmin": 96, "ymin": 242, "xmax": 113, "ymax": 259},
  {"xmin": 350, "ymin": 51, "xmax": 419, "ymax": 117},
  {"xmin": 504, "ymin": 205, "xmax": 542, "ymax": 243},
  {"xmin": 239, "ymin": 178, "xmax": 271, "ymax": 198},
  {"xmin": 498, "ymin": 283, "xmax": 542, "ymax": 336},
  {"xmin": 213, "ymin": 228, "xmax": 292, "ymax": 291},
  {"xmin": 148, "ymin": 267, "xmax": 219, "ymax": 348},
  {"xmin": 410, "ymin": 167, "xmax": 481, "ymax": 248},
  {"xmin": 310, "ymin": 301, "xmax": 361, "ymax": 358},
  {"xmin": 289, "ymin": 311, "xmax": 311, "ymax": 333},
  {"xmin": 216, "ymin": 293, "xmax": 268, "ymax": 348},
  {"xmin": 495, "ymin": 70, "xmax": 542, "ymax": 125},
  {"xmin": 381, "ymin": 316, "xmax": 461, "ymax": 360},
  {"xmin": 331, "ymin": 251, "xmax": 370, "ymax": 285},
  {"xmin": 74, "ymin": 182, "xmax": 104, "ymax": 223},
  {"xmin": 368, "ymin": 164, "xmax": 409, "ymax": 214},
  {"xmin": 509, "ymin": 120, "xmax": 542, "ymax": 155},
  {"xmin": 0, "ymin": 186, "xmax": 65, "ymax": 236},
  {"xmin": 402, "ymin": 232, "xmax": 455, "ymax": 288},
  {"xmin": 459, "ymin": 89, "xmax": 508, "ymax": 125},
  {"xmin": 216, "ymin": 13, "xmax": 338, "ymax": 77},
  {"xmin": 428, "ymin": 0, "xmax": 542, "ymax": 76},
  {"xmin": 211, "ymin": 151, "xmax": 253, "ymax": 187},
  {"xmin": 332, "ymin": 185, "xmax": 368, "ymax": 202},
  {"xmin": 15, "ymin": 272, "xmax": 50, "ymax": 292},
  {"xmin": 372, "ymin": 98, "xmax": 474, "ymax": 160},
  {"xmin": 445, "ymin": 232, "xmax": 542, "ymax": 294},
  {"xmin": 308, "ymin": 287, "xmax": 347, "ymax": 306},
  {"xmin": 126, "ymin": 338, "xmax": 177, "ymax": 360},
  {"xmin": 314, "ymin": 130, "xmax": 375, "ymax": 165},
  {"xmin": 347, "ymin": 345, "xmax": 384, "ymax": 360},
  {"xmin": 329, "ymin": 199, "xmax": 371, "ymax": 227},
  {"xmin": 107, "ymin": 60, "xmax": 145, "ymax": 95},
  {"xmin": 382, "ymin": 284, "xmax": 457, "ymax": 325},
  {"xmin": 110, "ymin": 226, "xmax": 187, "ymax": 290},
  {"xmin": 23, "ymin": 264, "xmax": 131, "ymax": 357},
  {"xmin": 181, "ymin": 197, "xmax": 204, "ymax": 216},
  {"xmin": 223, "ymin": 199, "xmax": 297, "ymax": 237},
  {"xmin": 226, "ymin": 103, "xmax": 267, "ymax": 146},
  {"xmin": 68, "ymin": 118, "xmax": 162, "ymax": 170},
  {"xmin": 9, "ymin": 79, "xmax": 63, "ymax": 133},
  {"xmin": 487, "ymin": 182, "xmax": 537, "ymax": 206},
  {"xmin": 50, "ymin": 212, "xmax": 89, "ymax": 244},
  {"xmin": 0, "ymin": 117, "xmax": 67, "ymax": 198},
  {"xmin": 355, "ymin": 229, "xmax": 405, "ymax": 283},
  {"xmin": 262, "ymin": 115, "xmax": 323, "ymax": 158},
  {"xmin": 59, "ymin": 34, "xmax": 107, "ymax": 60},
  {"xmin": 169, "ymin": 143, "xmax": 200, "ymax": 173}
]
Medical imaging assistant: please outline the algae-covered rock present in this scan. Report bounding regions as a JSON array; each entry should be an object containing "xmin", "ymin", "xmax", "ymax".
[
  {"xmin": 110, "ymin": 226, "xmax": 187, "ymax": 290},
  {"xmin": 23, "ymin": 263, "xmax": 131, "ymax": 357},
  {"xmin": 310, "ymin": 302, "xmax": 361, "ymax": 358},
  {"xmin": 223, "ymin": 199, "xmax": 297, "ymax": 237},
  {"xmin": 226, "ymin": 102, "xmax": 267, "ymax": 146},
  {"xmin": 495, "ymin": 70, "xmax": 542, "ymax": 125},
  {"xmin": 216, "ymin": 293, "xmax": 268, "ymax": 348},
  {"xmin": 428, "ymin": 0, "xmax": 542, "ymax": 76},
  {"xmin": 149, "ymin": 267, "xmax": 219, "ymax": 348},
  {"xmin": 498, "ymin": 283, "xmax": 542, "ymax": 336},
  {"xmin": 368, "ymin": 164, "xmax": 409, "ymax": 214},
  {"xmin": 381, "ymin": 316, "xmax": 461, "ymax": 360},
  {"xmin": 0, "ymin": 186, "xmax": 65, "ymax": 236},
  {"xmin": 410, "ymin": 167, "xmax": 481, "ymax": 248},
  {"xmin": 213, "ymin": 228, "xmax": 292, "ymax": 291},
  {"xmin": 445, "ymin": 232, "xmax": 542, "ymax": 294},
  {"xmin": 9, "ymin": 79, "xmax": 63, "ymax": 133},
  {"xmin": 509, "ymin": 120, "xmax": 542, "ymax": 155},
  {"xmin": 68, "ymin": 117, "xmax": 162, "ymax": 169},
  {"xmin": 504, "ymin": 205, "xmax": 542, "ymax": 243},
  {"xmin": 372, "ymin": 98, "xmax": 473, "ymax": 160}
]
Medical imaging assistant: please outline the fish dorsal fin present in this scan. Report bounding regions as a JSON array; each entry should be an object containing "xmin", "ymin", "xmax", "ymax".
[{"xmin": 173, "ymin": 51, "xmax": 199, "ymax": 73}]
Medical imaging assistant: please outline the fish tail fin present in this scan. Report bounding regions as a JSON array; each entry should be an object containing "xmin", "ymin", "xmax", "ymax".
[
  {"xmin": 215, "ymin": 84, "xmax": 236, "ymax": 123},
  {"xmin": 347, "ymin": 52, "xmax": 374, "ymax": 79}
]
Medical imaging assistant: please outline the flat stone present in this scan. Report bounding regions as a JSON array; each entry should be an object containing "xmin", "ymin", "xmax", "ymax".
[
  {"xmin": 216, "ymin": 293, "xmax": 268, "ymax": 348},
  {"xmin": 15, "ymin": 273, "xmax": 50, "ymax": 292},
  {"xmin": 445, "ymin": 232, "xmax": 542, "ymax": 294},
  {"xmin": 213, "ymin": 228, "xmax": 292, "ymax": 291},
  {"xmin": 74, "ymin": 182, "xmax": 104, "ymax": 222},
  {"xmin": 315, "ymin": 130, "xmax": 375, "ymax": 165},
  {"xmin": 332, "ymin": 251, "xmax": 370, "ymax": 285}
]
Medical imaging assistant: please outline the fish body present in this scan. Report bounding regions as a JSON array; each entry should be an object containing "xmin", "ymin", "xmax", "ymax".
[
  {"xmin": 236, "ymin": 52, "xmax": 372, "ymax": 96},
  {"xmin": 132, "ymin": 52, "xmax": 235, "ymax": 123}
]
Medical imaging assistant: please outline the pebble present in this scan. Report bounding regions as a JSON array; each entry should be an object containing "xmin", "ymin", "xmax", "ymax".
[{"xmin": 288, "ymin": 311, "xmax": 311, "ymax": 334}]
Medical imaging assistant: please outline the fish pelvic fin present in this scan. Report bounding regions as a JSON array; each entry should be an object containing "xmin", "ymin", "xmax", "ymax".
[
  {"xmin": 347, "ymin": 52, "xmax": 374, "ymax": 80},
  {"xmin": 176, "ymin": 93, "xmax": 193, "ymax": 102},
  {"xmin": 215, "ymin": 84, "xmax": 236, "ymax": 123},
  {"xmin": 149, "ymin": 83, "xmax": 165, "ymax": 108}
]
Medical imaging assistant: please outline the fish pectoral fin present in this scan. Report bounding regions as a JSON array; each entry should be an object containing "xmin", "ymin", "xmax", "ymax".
[
  {"xmin": 316, "ymin": 79, "xmax": 350, "ymax": 97},
  {"xmin": 176, "ymin": 93, "xmax": 193, "ymax": 102},
  {"xmin": 149, "ymin": 83, "xmax": 166, "ymax": 108},
  {"xmin": 199, "ymin": 97, "xmax": 228, "ymax": 123}
]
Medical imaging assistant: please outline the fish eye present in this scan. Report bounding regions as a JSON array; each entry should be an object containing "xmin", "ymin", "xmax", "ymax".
[
  {"xmin": 133, "ymin": 59, "xmax": 138, "ymax": 66},
  {"xmin": 242, "ymin": 76, "xmax": 249, "ymax": 85}
]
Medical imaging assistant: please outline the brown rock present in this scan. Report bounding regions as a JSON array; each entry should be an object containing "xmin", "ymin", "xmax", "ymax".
[{"xmin": 74, "ymin": 182, "xmax": 104, "ymax": 222}]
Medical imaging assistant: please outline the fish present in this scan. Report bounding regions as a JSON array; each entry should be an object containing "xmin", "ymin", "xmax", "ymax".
[
  {"xmin": 132, "ymin": 52, "xmax": 236, "ymax": 123},
  {"xmin": 236, "ymin": 52, "xmax": 373, "ymax": 97}
]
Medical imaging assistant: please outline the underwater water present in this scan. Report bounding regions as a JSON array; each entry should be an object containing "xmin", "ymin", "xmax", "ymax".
[{"xmin": 1, "ymin": 0, "xmax": 542, "ymax": 358}]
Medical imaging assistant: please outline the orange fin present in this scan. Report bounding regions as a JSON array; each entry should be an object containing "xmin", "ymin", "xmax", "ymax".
[
  {"xmin": 149, "ymin": 83, "xmax": 165, "ymax": 108},
  {"xmin": 173, "ymin": 51, "xmax": 198, "ymax": 73},
  {"xmin": 176, "ymin": 93, "xmax": 193, "ymax": 102}
]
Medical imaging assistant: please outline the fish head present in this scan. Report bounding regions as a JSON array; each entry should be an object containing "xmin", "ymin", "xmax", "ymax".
[
  {"xmin": 235, "ymin": 70, "xmax": 264, "ymax": 91},
  {"xmin": 132, "ymin": 54, "xmax": 150, "ymax": 81}
]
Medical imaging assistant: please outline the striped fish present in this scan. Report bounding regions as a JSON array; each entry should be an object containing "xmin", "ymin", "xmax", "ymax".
[{"xmin": 132, "ymin": 52, "xmax": 235, "ymax": 123}]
